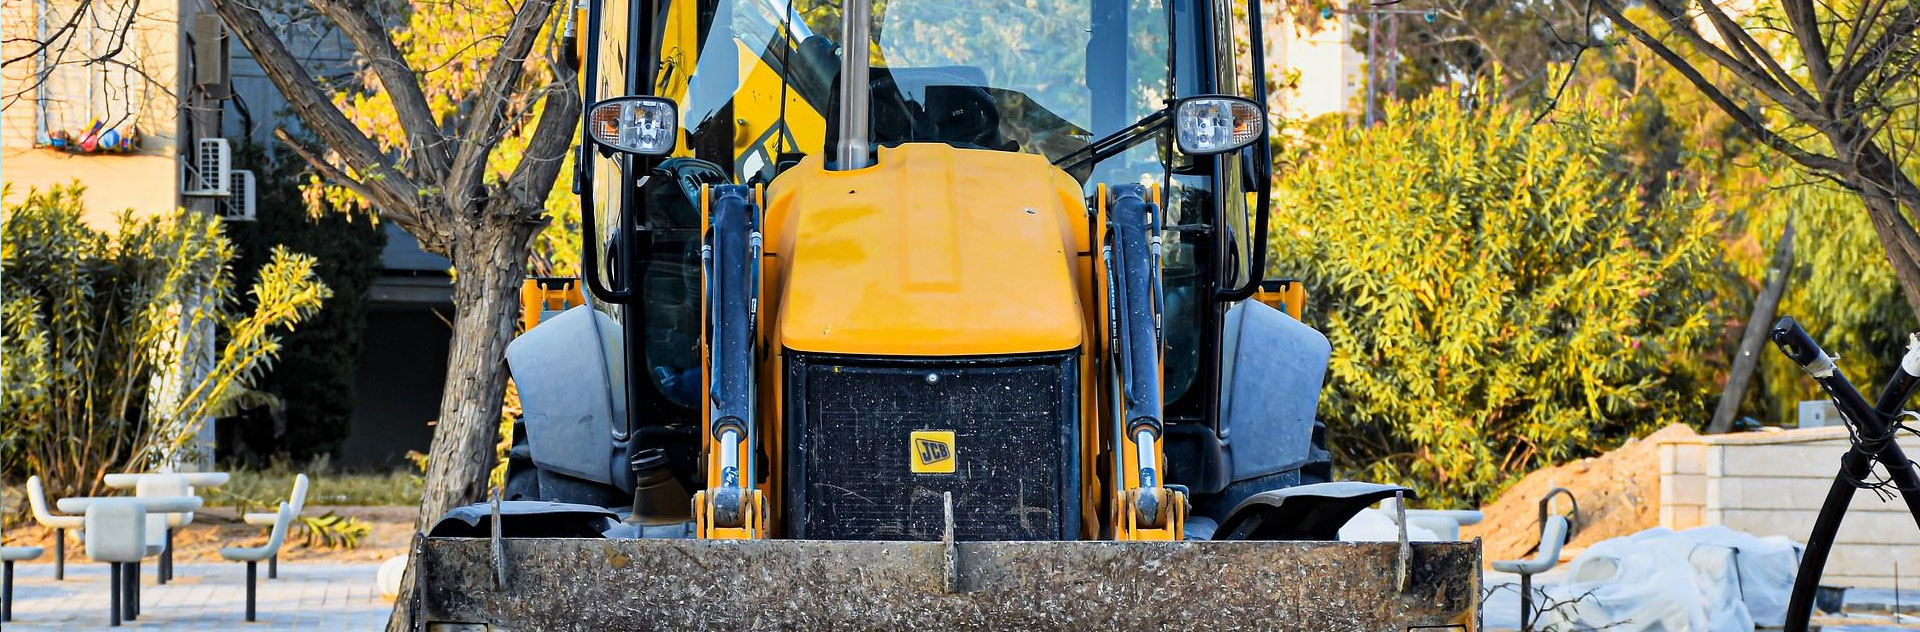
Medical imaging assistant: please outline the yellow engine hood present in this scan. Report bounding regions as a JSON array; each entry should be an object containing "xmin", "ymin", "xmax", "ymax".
[{"xmin": 769, "ymin": 144, "xmax": 1088, "ymax": 356}]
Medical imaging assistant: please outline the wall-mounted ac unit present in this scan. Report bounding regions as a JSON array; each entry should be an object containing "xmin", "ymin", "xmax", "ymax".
[
  {"xmin": 221, "ymin": 170, "xmax": 256, "ymax": 221},
  {"xmin": 183, "ymin": 138, "xmax": 231, "ymax": 197}
]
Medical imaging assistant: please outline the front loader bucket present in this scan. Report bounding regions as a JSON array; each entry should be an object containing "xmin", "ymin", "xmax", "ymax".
[{"xmin": 414, "ymin": 537, "xmax": 1481, "ymax": 630}]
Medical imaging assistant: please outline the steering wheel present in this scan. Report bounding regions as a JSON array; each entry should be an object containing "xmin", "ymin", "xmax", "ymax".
[{"xmin": 656, "ymin": 158, "xmax": 727, "ymax": 205}]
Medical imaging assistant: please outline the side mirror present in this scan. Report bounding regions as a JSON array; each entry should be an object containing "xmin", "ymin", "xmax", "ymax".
[
  {"xmin": 1174, "ymin": 95, "xmax": 1265, "ymax": 156},
  {"xmin": 587, "ymin": 96, "xmax": 679, "ymax": 156}
]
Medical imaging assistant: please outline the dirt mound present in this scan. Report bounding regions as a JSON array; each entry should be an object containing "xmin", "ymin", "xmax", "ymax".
[{"xmin": 1462, "ymin": 423, "xmax": 1697, "ymax": 563}]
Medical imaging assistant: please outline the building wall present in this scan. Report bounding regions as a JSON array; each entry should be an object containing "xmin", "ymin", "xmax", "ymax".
[
  {"xmin": 1, "ymin": 0, "xmax": 180, "ymax": 224},
  {"xmin": 1269, "ymin": 12, "xmax": 1363, "ymax": 122},
  {"xmin": 337, "ymin": 305, "xmax": 449, "ymax": 468},
  {"xmin": 1660, "ymin": 427, "xmax": 1920, "ymax": 589}
]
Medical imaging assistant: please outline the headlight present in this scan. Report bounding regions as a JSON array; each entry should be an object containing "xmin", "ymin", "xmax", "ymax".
[
  {"xmin": 1174, "ymin": 96, "xmax": 1264, "ymax": 156},
  {"xmin": 587, "ymin": 96, "xmax": 678, "ymax": 156}
]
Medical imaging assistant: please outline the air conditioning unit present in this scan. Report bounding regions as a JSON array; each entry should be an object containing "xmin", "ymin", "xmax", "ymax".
[
  {"xmin": 221, "ymin": 170, "xmax": 256, "ymax": 221},
  {"xmin": 182, "ymin": 138, "xmax": 231, "ymax": 197}
]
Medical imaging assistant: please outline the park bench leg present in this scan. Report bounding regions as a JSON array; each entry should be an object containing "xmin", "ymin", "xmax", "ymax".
[
  {"xmin": 125, "ymin": 561, "xmax": 138, "ymax": 621},
  {"xmin": 54, "ymin": 529, "xmax": 64, "ymax": 581},
  {"xmin": 245, "ymin": 561, "xmax": 257, "ymax": 622},
  {"xmin": 269, "ymin": 554, "xmax": 277, "ymax": 579},
  {"xmin": 160, "ymin": 530, "xmax": 172, "ymax": 583},
  {"xmin": 109, "ymin": 563, "xmax": 121, "ymax": 627},
  {"xmin": 4, "ymin": 559, "xmax": 14, "ymax": 622}
]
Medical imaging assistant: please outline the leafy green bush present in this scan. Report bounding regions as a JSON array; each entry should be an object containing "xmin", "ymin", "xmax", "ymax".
[
  {"xmin": 0, "ymin": 184, "xmax": 330, "ymax": 499},
  {"xmin": 1271, "ymin": 95, "xmax": 1726, "ymax": 507},
  {"xmin": 224, "ymin": 147, "xmax": 386, "ymax": 462}
]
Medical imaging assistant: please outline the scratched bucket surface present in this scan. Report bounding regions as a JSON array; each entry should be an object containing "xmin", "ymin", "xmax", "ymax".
[{"xmin": 415, "ymin": 537, "xmax": 1481, "ymax": 631}]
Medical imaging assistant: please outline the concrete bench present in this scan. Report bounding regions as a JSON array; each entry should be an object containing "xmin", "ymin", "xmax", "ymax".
[
  {"xmin": 221, "ymin": 503, "xmax": 293, "ymax": 622},
  {"xmin": 243, "ymin": 473, "xmax": 308, "ymax": 579},
  {"xmin": 1, "ymin": 546, "xmax": 43, "ymax": 621},
  {"xmin": 24, "ymin": 476, "xmax": 82, "ymax": 580}
]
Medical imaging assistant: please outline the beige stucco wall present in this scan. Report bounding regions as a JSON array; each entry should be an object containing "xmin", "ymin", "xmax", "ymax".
[
  {"xmin": 1660, "ymin": 427, "xmax": 1920, "ymax": 589},
  {"xmin": 1, "ymin": 0, "xmax": 180, "ymax": 225},
  {"xmin": 1270, "ymin": 13, "xmax": 1363, "ymax": 122}
]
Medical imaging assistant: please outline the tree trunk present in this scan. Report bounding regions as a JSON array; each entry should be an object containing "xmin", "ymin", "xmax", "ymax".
[
  {"xmin": 1854, "ymin": 176, "xmax": 1920, "ymax": 320},
  {"xmin": 1709, "ymin": 220, "xmax": 1795, "ymax": 434},
  {"xmin": 1828, "ymin": 128, "xmax": 1920, "ymax": 320},
  {"xmin": 386, "ymin": 216, "xmax": 539, "ymax": 632}
]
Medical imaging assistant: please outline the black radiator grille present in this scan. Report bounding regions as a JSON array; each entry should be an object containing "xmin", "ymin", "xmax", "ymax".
[{"xmin": 787, "ymin": 353, "xmax": 1076, "ymax": 541}]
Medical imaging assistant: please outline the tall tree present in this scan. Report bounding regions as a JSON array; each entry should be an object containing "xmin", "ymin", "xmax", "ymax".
[
  {"xmin": 205, "ymin": 0, "xmax": 579, "ymax": 628},
  {"xmin": 1591, "ymin": 0, "xmax": 1920, "ymax": 319}
]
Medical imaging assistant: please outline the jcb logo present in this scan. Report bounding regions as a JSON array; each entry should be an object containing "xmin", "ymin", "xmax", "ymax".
[{"xmin": 909, "ymin": 430, "xmax": 956, "ymax": 474}]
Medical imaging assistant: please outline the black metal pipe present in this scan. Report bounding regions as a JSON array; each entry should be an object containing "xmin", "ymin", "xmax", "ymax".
[
  {"xmin": 54, "ymin": 530, "xmax": 63, "ymax": 580},
  {"xmin": 1782, "ymin": 454, "xmax": 1869, "ymax": 632},
  {"xmin": 1518, "ymin": 572, "xmax": 1533, "ymax": 632},
  {"xmin": 246, "ymin": 561, "xmax": 257, "ymax": 622},
  {"xmin": 4, "ymin": 559, "xmax": 14, "ymax": 622},
  {"xmin": 110, "ymin": 563, "xmax": 121, "ymax": 627},
  {"xmin": 125, "ymin": 561, "xmax": 138, "ymax": 621},
  {"xmin": 160, "ymin": 530, "xmax": 171, "ymax": 584},
  {"xmin": 1773, "ymin": 317, "xmax": 1920, "ymax": 632}
]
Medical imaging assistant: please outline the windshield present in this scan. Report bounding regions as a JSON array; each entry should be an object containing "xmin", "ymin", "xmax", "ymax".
[
  {"xmin": 659, "ymin": 0, "xmax": 1171, "ymax": 186},
  {"xmin": 597, "ymin": 0, "xmax": 1205, "ymax": 413}
]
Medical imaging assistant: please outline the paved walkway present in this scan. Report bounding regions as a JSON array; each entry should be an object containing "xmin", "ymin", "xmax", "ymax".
[{"xmin": 5, "ymin": 561, "xmax": 388, "ymax": 630}]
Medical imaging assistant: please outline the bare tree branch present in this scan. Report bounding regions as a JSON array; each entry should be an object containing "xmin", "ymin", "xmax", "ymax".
[
  {"xmin": 210, "ymin": 0, "xmax": 427, "ymax": 222},
  {"xmin": 1637, "ymin": 0, "xmax": 1825, "ymax": 124},
  {"xmin": 502, "ymin": 77, "xmax": 577, "ymax": 221},
  {"xmin": 1830, "ymin": 5, "xmax": 1918, "ymax": 101},
  {"xmin": 1780, "ymin": 0, "xmax": 1837, "ymax": 91},
  {"xmin": 309, "ymin": 0, "xmax": 453, "ymax": 179},
  {"xmin": 1698, "ymin": 0, "xmax": 1816, "ymax": 105},
  {"xmin": 1591, "ymin": 0, "xmax": 1854, "ymax": 175},
  {"xmin": 446, "ymin": 0, "xmax": 555, "ymax": 211},
  {"xmin": 273, "ymin": 127, "xmax": 439, "ymax": 245}
]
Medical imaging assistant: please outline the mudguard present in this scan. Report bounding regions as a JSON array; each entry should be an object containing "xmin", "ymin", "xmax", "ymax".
[
  {"xmin": 1214, "ymin": 481, "xmax": 1413, "ymax": 541},
  {"xmin": 428, "ymin": 501, "xmax": 618, "ymax": 539},
  {"xmin": 1219, "ymin": 299, "xmax": 1331, "ymax": 482},
  {"xmin": 504, "ymin": 305, "xmax": 633, "ymax": 493}
]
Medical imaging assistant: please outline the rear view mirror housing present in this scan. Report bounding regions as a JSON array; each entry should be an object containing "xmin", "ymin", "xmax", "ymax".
[
  {"xmin": 587, "ymin": 96, "xmax": 679, "ymax": 156},
  {"xmin": 1174, "ymin": 95, "xmax": 1265, "ymax": 156}
]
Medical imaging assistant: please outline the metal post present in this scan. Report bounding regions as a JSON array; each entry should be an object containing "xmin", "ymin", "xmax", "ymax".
[
  {"xmin": 54, "ymin": 530, "xmax": 64, "ymax": 580},
  {"xmin": 269, "ymin": 553, "xmax": 277, "ymax": 579},
  {"xmin": 160, "ymin": 529, "xmax": 171, "ymax": 584},
  {"xmin": 1385, "ymin": 14, "xmax": 1399, "ymax": 101},
  {"xmin": 1519, "ymin": 572, "xmax": 1533, "ymax": 632},
  {"xmin": 4, "ymin": 559, "xmax": 14, "ymax": 621},
  {"xmin": 831, "ymin": 0, "xmax": 873, "ymax": 170},
  {"xmin": 1365, "ymin": 10, "xmax": 1376, "ymax": 127},
  {"xmin": 124, "ymin": 561, "xmax": 138, "ymax": 621},
  {"xmin": 110, "ymin": 563, "xmax": 122, "ymax": 627},
  {"xmin": 246, "ymin": 561, "xmax": 258, "ymax": 621}
]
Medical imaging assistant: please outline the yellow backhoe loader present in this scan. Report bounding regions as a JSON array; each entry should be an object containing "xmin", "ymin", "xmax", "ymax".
[{"xmin": 410, "ymin": 0, "xmax": 1481, "ymax": 628}]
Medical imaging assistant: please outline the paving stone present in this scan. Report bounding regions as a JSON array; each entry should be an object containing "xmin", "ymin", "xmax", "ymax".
[{"xmin": 3, "ymin": 562, "xmax": 388, "ymax": 631}]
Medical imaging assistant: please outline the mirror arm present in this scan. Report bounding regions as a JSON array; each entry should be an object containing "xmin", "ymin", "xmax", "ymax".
[{"xmin": 1053, "ymin": 108, "xmax": 1171, "ymax": 173}]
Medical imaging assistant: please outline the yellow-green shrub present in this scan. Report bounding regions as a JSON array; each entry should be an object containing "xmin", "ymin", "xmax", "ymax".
[{"xmin": 1272, "ymin": 95, "xmax": 1725, "ymax": 507}]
